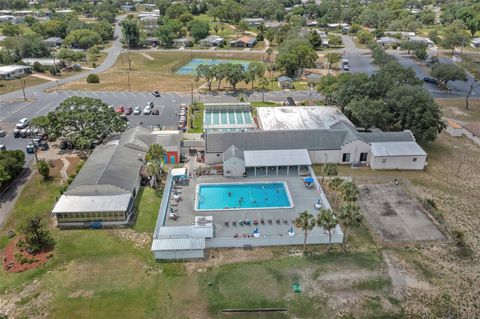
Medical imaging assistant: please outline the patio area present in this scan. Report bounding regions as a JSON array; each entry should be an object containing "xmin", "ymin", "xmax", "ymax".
[{"xmin": 165, "ymin": 174, "xmax": 343, "ymax": 248}]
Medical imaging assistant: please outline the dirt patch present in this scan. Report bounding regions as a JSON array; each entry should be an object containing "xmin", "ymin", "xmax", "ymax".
[
  {"xmin": 110, "ymin": 229, "xmax": 151, "ymax": 249},
  {"xmin": 358, "ymin": 183, "xmax": 445, "ymax": 242},
  {"xmin": 2, "ymin": 237, "xmax": 53, "ymax": 273},
  {"xmin": 69, "ymin": 290, "xmax": 94, "ymax": 298}
]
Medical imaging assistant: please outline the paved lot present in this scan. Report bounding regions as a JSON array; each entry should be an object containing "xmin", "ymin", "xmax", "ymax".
[{"xmin": 358, "ymin": 183, "xmax": 445, "ymax": 242}]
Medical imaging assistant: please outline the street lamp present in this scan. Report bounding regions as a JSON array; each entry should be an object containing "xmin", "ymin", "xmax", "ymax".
[{"xmin": 20, "ymin": 79, "xmax": 27, "ymax": 101}]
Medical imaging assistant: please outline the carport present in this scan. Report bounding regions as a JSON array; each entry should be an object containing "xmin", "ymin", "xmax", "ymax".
[{"xmin": 244, "ymin": 149, "xmax": 311, "ymax": 176}]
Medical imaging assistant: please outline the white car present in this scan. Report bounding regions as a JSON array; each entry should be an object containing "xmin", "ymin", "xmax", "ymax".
[
  {"xmin": 16, "ymin": 118, "xmax": 30, "ymax": 129},
  {"xmin": 143, "ymin": 106, "xmax": 152, "ymax": 115},
  {"xmin": 133, "ymin": 106, "xmax": 141, "ymax": 115}
]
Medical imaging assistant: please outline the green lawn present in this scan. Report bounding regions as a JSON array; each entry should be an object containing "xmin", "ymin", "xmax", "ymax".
[
  {"xmin": 133, "ymin": 187, "xmax": 162, "ymax": 234},
  {"xmin": 187, "ymin": 102, "xmax": 205, "ymax": 133},
  {"xmin": 200, "ymin": 252, "xmax": 400, "ymax": 318}
]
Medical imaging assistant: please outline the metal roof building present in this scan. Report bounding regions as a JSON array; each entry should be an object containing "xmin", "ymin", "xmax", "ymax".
[
  {"xmin": 52, "ymin": 126, "xmax": 182, "ymax": 227},
  {"xmin": 244, "ymin": 149, "xmax": 311, "ymax": 167}
]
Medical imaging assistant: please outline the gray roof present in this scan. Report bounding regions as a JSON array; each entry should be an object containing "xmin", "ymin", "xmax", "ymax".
[
  {"xmin": 223, "ymin": 145, "xmax": 244, "ymax": 161},
  {"xmin": 206, "ymin": 129, "xmax": 348, "ymax": 153},
  {"xmin": 151, "ymin": 237, "xmax": 205, "ymax": 251},
  {"xmin": 66, "ymin": 126, "xmax": 180, "ymax": 197},
  {"xmin": 278, "ymin": 76, "xmax": 293, "ymax": 83},
  {"xmin": 371, "ymin": 142, "xmax": 426, "ymax": 157},
  {"xmin": 207, "ymin": 121, "xmax": 416, "ymax": 154},
  {"xmin": 244, "ymin": 149, "xmax": 311, "ymax": 167}
]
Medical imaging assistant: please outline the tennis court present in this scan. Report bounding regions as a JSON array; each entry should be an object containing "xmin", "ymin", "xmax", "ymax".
[
  {"xmin": 176, "ymin": 58, "xmax": 252, "ymax": 75},
  {"xmin": 203, "ymin": 103, "xmax": 257, "ymax": 132}
]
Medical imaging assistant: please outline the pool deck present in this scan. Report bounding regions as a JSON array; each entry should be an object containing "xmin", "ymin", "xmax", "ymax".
[{"xmin": 165, "ymin": 175, "xmax": 343, "ymax": 247}]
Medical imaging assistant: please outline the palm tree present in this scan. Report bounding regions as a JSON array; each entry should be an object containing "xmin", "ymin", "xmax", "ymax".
[
  {"xmin": 294, "ymin": 210, "xmax": 315, "ymax": 253},
  {"xmin": 317, "ymin": 209, "xmax": 337, "ymax": 252},
  {"xmin": 340, "ymin": 181, "xmax": 359, "ymax": 203},
  {"xmin": 321, "ymin": 163, "xmax": 338, "ymax": 183},
  {"xmin": 147, "ymin": 144, "xmax": 165, "ymax": 164},
  {"xmin": 258, "ymin": 76, "xmax": 269, "ymax": 102},
  {"xmin": 266, "ymin": 47, "xmax": 273, "ymax": 63},
  {"xmin": 146, "ymin": 161, "xmax": 162, "ymax": 188},
  {"xmin": 328, "ymin": 177, "xmax": 343, "ymax": 205},
  {"xmin": 338, "ymin": 203, "xmax": 363, "ymax": 252}
]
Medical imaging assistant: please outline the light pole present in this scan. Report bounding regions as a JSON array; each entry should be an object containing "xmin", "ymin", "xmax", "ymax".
[
  {"xmin": 127, "ymin": 71, "xmax": 131, "ymax": 92},
  {"xmin": 20, "ymin": 79, "xmax": 27, "ymax": 101}
]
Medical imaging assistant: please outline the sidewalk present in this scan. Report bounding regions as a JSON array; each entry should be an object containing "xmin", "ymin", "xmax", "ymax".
[{"xmin": 0, "ymin": 168, "xmax": 34, "ymax": 229}]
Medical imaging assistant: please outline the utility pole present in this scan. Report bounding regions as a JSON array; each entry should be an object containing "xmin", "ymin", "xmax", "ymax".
[
  {"xmin": 20, "ymin": 79, "xmax": 27, "ymax": 101},
  {"xmin": 127, "ymin": 71, "xmax": 131, "ymax": 92},
  {"xmin": 191, "ymin": 83, "xmax": 194, "ymax": 105},
  {"xmin": 127, "ymin": 34, "xmax": 131, "ymax": 71}
]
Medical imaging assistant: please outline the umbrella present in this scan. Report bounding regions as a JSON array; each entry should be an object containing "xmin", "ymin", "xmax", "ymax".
[
  {"xmin": 253, "ymin": 227, "xmax": 259, "ymax": 234},
  {"xmin": 304, "ymin": 177, "xmax": 314, "ymax": 183}
]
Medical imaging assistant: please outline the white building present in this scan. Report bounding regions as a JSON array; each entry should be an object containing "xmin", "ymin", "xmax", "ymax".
[
  {"xmin": 222, "ymin": 145, "xmax": 245, "ymax": 177},
  {"xmin": 205, "ymin": 107, "xmax": 427, "ymax": 171},
  {"xmin": 0, "ymin": 65, "xmax": 32, "ymax": 80},
  {"xmin": 369, "ymin": 142, "xmax": 427, "ymax": 170},
  {"xmin": 471, "ymin": 38, "xmax": 480, "ymax": 48}
]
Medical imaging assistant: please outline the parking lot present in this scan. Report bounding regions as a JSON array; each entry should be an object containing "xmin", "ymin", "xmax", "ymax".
[{"xmin": 358, "ymin": 183, "xmax": 445, "ymax": 242}]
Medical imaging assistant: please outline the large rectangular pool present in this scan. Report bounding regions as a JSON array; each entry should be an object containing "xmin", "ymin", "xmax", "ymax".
[{"xmin": 195, "ymin": 182, "xmax": 293, "ymax": 211}]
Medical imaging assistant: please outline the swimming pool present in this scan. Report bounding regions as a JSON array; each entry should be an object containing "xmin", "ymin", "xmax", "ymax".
[
  {"xmin": 195, "ymin": 182, "xmax": 293, "ymax": 211},
  {"xmin": 176, "ymin": 58, "xmax": 252, "ymax": 75}
]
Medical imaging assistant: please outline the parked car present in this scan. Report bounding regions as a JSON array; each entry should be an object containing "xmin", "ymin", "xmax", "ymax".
[
  {"xmin": 423, "ymin": 77, "xmax": 438, "ymax": 85},
  {"xmin": 59, "ymin": 140, "xmax": 74, "ymax": 150},
  {"xmin": 143, "ymin": 105, "xmax": 152, "ymax": 115},
  {"xmin": 152, "ymin": 109, "xmax": 159, "ymax": 115},
  {"xmin": 124, "ymin": 107, "xmax": 133, "ymax": 115},
  {"xmin": 115, "ymin": 106, "xmax": 125, "ymax": 113},
  {"xmin": 0, "ymin": 144, "xmax": 5, "ymax": 151},
  {"xmin": 13, "ymin": 129, "xmax": 20, "ymax": 138},
  {"xmin": 26, "ymin": 143, "xmax": 35, "ymax": 154},
  {"xmin": 152, "ymin": 90, "xmax": 160, "ymax": 97},
  {"xmin": 16, "ymin": 118, "xmax": 30, "ymax": 129},
  {"xmin": 0, "ymin": 128, "xmax": 6, "ymax": 137},
  {"xmin": 133, "ymin": 106, "xmax": 141, "ymax": 115}
]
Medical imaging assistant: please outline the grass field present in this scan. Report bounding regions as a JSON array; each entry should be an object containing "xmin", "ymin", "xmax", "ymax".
[
  {"xmin": 187, "ymin": 102, "xmax": 204, "ymax": 133},
  {"xmin": 60, "ymin": 51, "xmax": 271, "ymax": 92},
  {"xmin": 133, "ymin": 187, "xmax": 162, "ymax": 233},
  {"xmin": 0, "ymin": 76, "xmax": 48, "ymax": 96}
]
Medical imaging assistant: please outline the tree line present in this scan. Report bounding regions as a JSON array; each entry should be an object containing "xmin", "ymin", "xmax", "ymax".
[
  {"xmin": 318, "ymin": 60, "xmax": 445, "ymax": 143},
  {"xmin": 0, "ymin": 150, "xmax": 25, "ymax": 190},
  {"xmin": 195, "ymin": 61, "xmax": 268, "ymax": 91}
]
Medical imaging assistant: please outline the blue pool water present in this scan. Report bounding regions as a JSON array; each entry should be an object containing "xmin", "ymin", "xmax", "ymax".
[
  {"xmin": 176, "ymin": 58, "xmax": 252, "ymax": 75},
  {"xmin": 196, "ymin": 182, "xmax": 292, "ymax": 211}
]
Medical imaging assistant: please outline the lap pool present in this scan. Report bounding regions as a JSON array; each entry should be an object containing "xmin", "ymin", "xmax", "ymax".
[{"xmin": 195, "ymin": 182, "xmax": 293, "ymax": 211}]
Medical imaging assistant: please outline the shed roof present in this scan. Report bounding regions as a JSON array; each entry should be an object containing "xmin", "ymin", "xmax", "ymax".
[
  {"xmin": 52, "ymin": 194, "xmax": 132, "ymax": 213},
  {"xmin": 244, "ymin": 149, "xmax": 311, "ymax": 167},
  {"xmin": 370, "ymin": 142, "xmax": 426, "ymax": 157},
  {"xmin": 151, "ymin": 238, "xmax": 205, "ymax": 251}
]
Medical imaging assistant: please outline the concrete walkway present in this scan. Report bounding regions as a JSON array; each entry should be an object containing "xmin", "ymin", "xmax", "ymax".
[
  {"xmin": 0, "ymin": 168, "xmax": 34, "ymax": 228},
  {"xmin": 31, "ymin": 73, "xmax": 58, "ymax": 81},
  {"xmin": 59, "ymin": 158, "xmax": 70, "ymax": 181}
]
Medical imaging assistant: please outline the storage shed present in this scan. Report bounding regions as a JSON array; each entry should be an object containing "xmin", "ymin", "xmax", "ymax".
[{"xmin": 369, "ymin": 142, "xmax": 427, "ymax": 170}]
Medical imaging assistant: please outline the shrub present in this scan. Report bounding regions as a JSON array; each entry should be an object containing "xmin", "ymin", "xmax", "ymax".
[
  {"xmin": 20, "ymin": 216, "xmax": 55, "ymax": 254},
  {"xmin": 87, "ymin": 73, "xmax": 100, "ymax": 83},
  {"xmin": 37, "ymin": 159, "xmax": 50, "ymax": 179},
  {"xmin": 32, "ymin": 61, "xmax": 46, "ymax": 73},
  {"xmin": 256, "ymin": 32, "xmax": 264, "ymax": 41}
]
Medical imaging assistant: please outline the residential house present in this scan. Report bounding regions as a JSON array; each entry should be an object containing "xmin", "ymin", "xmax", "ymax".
[
  {"xmin": 121, "ymin": 4, "xmax": 135, "ymax": 11},
  {"xmin": 173, "ymin": 37, "xmax": 193, "ymax": 48},
  {"xmin": 230, "ymin": 36, "xmax": 257, "ymax": 48},
  {"xmin": 376, "ymin": 37, "xmax": 401, "ymax": 46},
  {"xmin": 278, "ymin": 76, "xmax": 293, "ymax": 89},
  {"xmin": 408, "ymin": 36, "xmax": 435, "ymax": 46},
  {"xmin": 471, "ymin": 38, "xmax": 480, "ymax": 48},
  {"xmin": 306, "ymin": 73, "xmax": 322, "ymax": 85},
  {"xmin": 22, "ymin": 58, "xmax": 63, "ymax": 68},
  {"xmin": 306, "ymin": 20, "xmax": 318, "ymax": 27},
  {"xmin": 243, "ymin": 18, "xmax": 264, "ymax": 26},
  {"xmin": 199, "ymin": 35, "xmax": 224, "ymax": 47},
  {"xmin": 0, "ymin": 65, "xmax": 32, "ymax": 80},
  {"xmin": 43, "ymin": 37, "xmax": 63, "ymax": 48}
]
